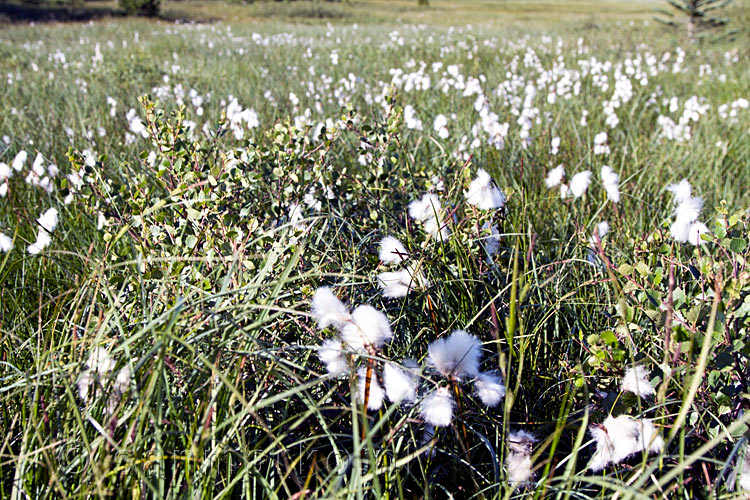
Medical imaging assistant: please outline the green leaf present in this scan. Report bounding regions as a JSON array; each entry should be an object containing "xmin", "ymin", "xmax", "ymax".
[
  {"xmin": 601, "ymin": 330, "xmax": 618, "ymax": 346},
  {"xmin": 635, "ymin": 261, "xmax": 650, "ymax": 277},
  {"xmin": 730, "ymin": 238, "xmax": 747, "ymax": 253}
]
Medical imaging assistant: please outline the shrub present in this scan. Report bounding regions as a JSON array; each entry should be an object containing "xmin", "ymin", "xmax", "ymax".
[{"xmin": 119, "ymin": 0, "xmax": 160, "ymax": 16}]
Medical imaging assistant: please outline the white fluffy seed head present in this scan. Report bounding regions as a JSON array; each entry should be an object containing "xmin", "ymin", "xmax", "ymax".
[
  {"xmin": 357, "ymin": 366, "xmax": 385, "ymax": 410},
  {"xmin": 428, "ymin": 330, "xmax": 482, "ymax": 380},
  {"xmin": 114, "ymin": 365, "xmax": 131, "ymax": 396},
  {"xmin": 379, "ymin": 236, "xmax": 408, "ymax": 264},
  {"xmin": 377, "ymin": 265, "xmax": 429, "ymax": 299},
  {"xmin": 569, "ymin": 171, "xmax": 592, "ymax": 198},
  {"xmin": 420, "ymin": 386, "xmax": 454, "ymax": 427},
  {"xmin": 32, "ymin": 153, "xmax": 45, "ymax": 176},
  {"xmin": 384, "ymin": 360, "xmax": 418, "ymax": 404},
  {"xmin": 408, "ymin": 193, "xmax": 442, "ymax": 223},
  {"xmin": 506, "ymin": 430, "xmax": 537, "ymax": 485},
  {"xmin": 78, "ymin": 347, "xmax": 119, "ymax": 405},
  {"xmin": 422, "ymin": 217, "xmax": 451, "ymax": 240},
  {"xmin": 27, "ymin": 229, "xmax": 52, "ymax": 255},
  {"xmin": 621, "ymin": 366, "xmax": 655, "ymax": 398},
  {"xmin": 473, "ymin": 372, "xmax": 506, "ymax": 407},
  {"xmin": 409, "ymin": 193, "xmax": 451, "ymax": 239},
  {"xmin": 37, "ymin": 208, "xmax": 59, "ymax": 234},
  {"xmin": 11, "ymin": 150, "xmax": 27, "ymax": 171},
  {"xmin": 671, "ymin": 196, "xmax": 704, "ymax": 243},
  {"xmin": 318, "ymin": 338, "xmax": 349, "ymax": 377},
  {"xmin": 667, "ymin": 178, "xmax": 692, "ymax": 204},
  {"xmin": 105, "ymin": 365, "xmax": 132, "ymax": 414},
  {"xmin": 545, "ymin": 164, "xmax": 565, "ymax": 188},
  {"xmin": 340, "ymin": 305, "xmax": 393, "ymax": 350},
  {"xmin": 588, "ymin": 221, "xmax": 610, "ymax": 247},
  {"xmin": 507, "ymin": 451, "xmax": 534, "ymax": 486},
  {"xmin": 688, "ymin": 221, "xmax": 709, "ymax": 246},
  {"xmin": 86, "ymin": 346, "xmax": 116, "ymax": 376},
  {"xmin": 670, "ymin": 218, "xmax": 691, "ymax": 243},
  {"xmin": 588, "ymin": 415, "xmax": 662, "ymax": 471},
  {"xmin": 377, "ymin": 269, "xmax": 414, "ymax": 299},
  {"xmin": 0, "ymin": 162, "xmax": 11, "ymax": 181},
  {"xmin": 597, "ymin": 221, "xmax": 610, "ymax": 238},
  {"xmin": 0, "ymin": 233, "xmax": 12, "ymax": 253},
  {"xmin": 640, "ymin": 419, "xmax": 664, "ymax": 455},
  {"xmin": 600, "ymin": 166, "xmax": 621, "ymax": 203},
  {"xmin": 311, "ymin": 287, "xmax": 351, "ymax": 330},
  {"xmin": 465, "ymin": 168, "xmax": 506, "ymax": 210},
  {"xmin": 77, "ymin": 371, "xmax": 95, "ymax": 401},
  {"xmin": 674, "ymin": 196, "xmax": 703, "ymax": 224}
]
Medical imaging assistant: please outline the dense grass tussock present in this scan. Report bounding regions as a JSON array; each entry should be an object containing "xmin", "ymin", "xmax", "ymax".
[{"xmin": 1, "ymin": 8, "xmax": 750, "ymax": 498}]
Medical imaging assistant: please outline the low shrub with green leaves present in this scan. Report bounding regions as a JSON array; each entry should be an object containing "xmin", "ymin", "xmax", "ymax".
[{"xmin": 119, "ymin": 0, "xmax": 160, "ymax": 16}]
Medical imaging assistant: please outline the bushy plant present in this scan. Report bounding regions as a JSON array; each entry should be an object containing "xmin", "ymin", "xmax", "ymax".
[{"xmin": 119, "ymin": 0, "xmax": 160, "ymax": 16}]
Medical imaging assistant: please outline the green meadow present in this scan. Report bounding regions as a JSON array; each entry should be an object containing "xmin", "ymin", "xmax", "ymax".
[{"xmin": 1, "ymin": 0, "xmax": 749, "ymax": 497}]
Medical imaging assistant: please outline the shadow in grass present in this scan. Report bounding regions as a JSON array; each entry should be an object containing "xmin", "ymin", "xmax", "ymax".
[
  {"xmin": 0, "ymin": 1, "xmax": 127, "ymax": 22},
  {"xmin": 0, "ymin": 1, "xmax": 218, "ymax": 24}
]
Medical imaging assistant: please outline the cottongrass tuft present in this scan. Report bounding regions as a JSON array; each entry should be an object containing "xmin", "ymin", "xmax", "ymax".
[
  {"xmin": 340, "ymin": 305, "xmax": 393, "ymax": 350},
  {"xmin": 27, "ymin": 207, "xmax": 59, "ymax": 255},
  {"xmin": 384, "ymin": 361, "xmax": 418, "ymax": 404},
  {"xmin": 600, "ymin": 166, "xmax": 620, "ymax": 203},
  {"xmin": 506, "ymin": 430, "xmax": 537, "ymax": 486},
  {"xmin": 311, "ymin": 287, "xmax": 351, "ymax": 330},
  {"xmin": 0, "ymin": 162, "xmax": 11, "ymax": 181},
  {"xmin": 357, "ymin": 366, "xmax": 386, "ymax": 410},
  {"xmin": 408, "ymin": 193, "xmax": 443, "ymax": 222},
  {"xmin": 621, "ymin": 366, "xmax": 655, "ymax": 398},
  {"xmin": 422, "ymin": 217, "xmax": 451, "ymax": 240},
  {"xmin": 38, "ymin": 208, "xmax": 59, "ymax": 232},
  {"xmin": 589, "ymin": 221, "xmax": 610, "ymax": 245},
  {"xmin": 287, "ymin": 202, "xmax": 305, "ymax": 231},
  {"xmin": 588, "ymin": 415, "xmax": 663, "ymax": 471},
  {"xmin": 379, "ymin": 235, "xmax": 408, "ymax": 264},
  {"xmin": 545, "ymin": 164, "xmax": 565, "ymax": 188},
  {"xmin": 377, "ymin": 269, "xmax": 415, "ymax": 298},
  {"xmin": 473, "ymin": 372, "xmax": 506, "ymax": 407},
  {"xmin": 687, "ymin": 221, "xmax": 709, "ymax": 246},
  {"xmin": 77, "ymin": 346, "xmax": 131, "ymax": 413},
  {"xmin": 0, "ymin": 232, "xmax": 12, "ymax": 253},
  {"xmin": 11, "ymin": 150, "xmax": 27, "ymax": 171},
  {"xmin": 377, "ymin": 264, "xmax": 430, "ymax": 299},
  {"xmin": 569, "ymin": 171, "xmax": 592, "ymax": 198},
  {"xmin": 409, "ymin": 193, "xmax": 450, "ymax": 239},
  {"xmin": 428, "ymin": 330, "xmax": 482, "ymax": 380},
  {"xmin": 318, "ymin": 339, "xmax": 348, "ymax": 377},
  {"xmin": 420, "ymin": 386, "xmax": 454, "ymax": 427},
  {"xmin": 667, "ymin": 178, "xmax": 693, "ymax": 204},
  {"xmin": 668, "ymin": 179, "xmax": 709, "ymax": 245},
  {"xmin": 465, "ymin": 168, "xmax": 506, "ymax": 210}
]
